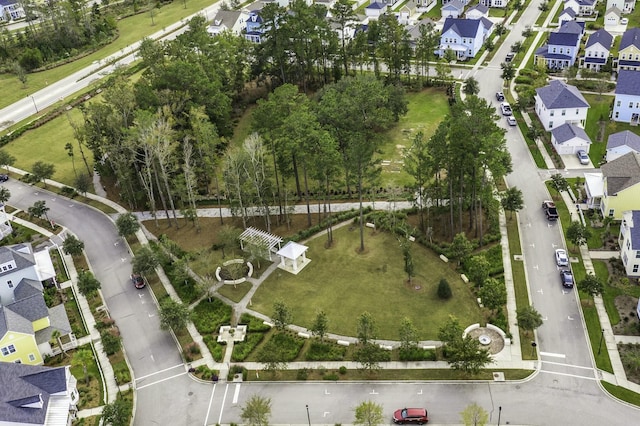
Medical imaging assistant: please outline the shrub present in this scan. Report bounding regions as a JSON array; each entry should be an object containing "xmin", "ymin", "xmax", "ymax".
[
  {"xmin": 240, "ymin": 313, "xmax": 272, "ymax": 332},
  {"xmin": 264, "ymin": 332, "xmax": 305, "ymax": 361},
  {"xmin": 399, "ymin": 347, "xmax": 437, "ymax": 361},
  {"xmin": 323, "ymin": 373, "xmax": 339, "ymax": 381},
  {"xmin": 514, "ymin": 76, "xmax": 533, "ymax": 85},
  {"xmin": 305, "ymin": 341, "xmax": 347, "ymax": 361},
  {"xmin": 437, "ymin": 278, "xmax": 452, "ymax": 299},
  {"xmin": 297, "ymin": 368, "xmax": 310, "ymax": 380},
  {"xmin": 100, "ymin": 329, "xmax": 121, "ymax": 355},
  {"xmin": 231, "ymin": 333, "xmax": 265, "ymax": 361},
  {"xmin": 227, "ymin": 365, "xmax": 247, "ymax": 381},
  {"xmin": 191, "ymin": 298, "xmax": 232, "ymax": 334},
  {"xmin": 60, "ymin": 186, "xmax": 77, "ymax": 197},
  {"xmin": 339, "ymin": 366, "xmax": 347, "ymax": 375}
]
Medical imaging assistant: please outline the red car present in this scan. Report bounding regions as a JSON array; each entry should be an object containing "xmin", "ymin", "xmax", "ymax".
[
  {"xmin": 131, "ymin": 273, "xmax": 145, "ymax": 289},
  {"xmin": 393, "ymin": 408, "xmax": 429, "ymax": 424}
]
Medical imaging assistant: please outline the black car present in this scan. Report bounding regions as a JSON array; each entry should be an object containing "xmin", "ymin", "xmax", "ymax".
[
  {"xmin": 0, "ymin": 174, "xmax": 8, "ymax": 182},
  {"xmin": 131, "ymin": 273, "xmax": 146, "ymax": 289},
  {"xmin": 496, "ymin": 92, "xmax": 505, "ymax": 101},
  {"xmin": 560, "ymin": 270, "xmax": 574, "ymax": 288}
]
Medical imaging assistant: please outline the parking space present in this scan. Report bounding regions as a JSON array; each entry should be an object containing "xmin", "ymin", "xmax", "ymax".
[{"xmin": 561, "ymin": 153, "xmax": 593, "ymax": 169}]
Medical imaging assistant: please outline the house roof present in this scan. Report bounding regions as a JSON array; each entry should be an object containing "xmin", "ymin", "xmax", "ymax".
[
  {"xmin": 407, "ymin": 18, "xmax": 435, "ymax": 40},
  {"xmin": 536, "ymin": 79, "xmax": 590, "ymax": 109},
  {"xmin": 628, "ymin": 210, "xmax": 640, "ymax": 249},
  {"xmin": 601, "ymin": 151, "xmax": 640, "ymax": 195},
  {"xmin": 442, "ymin": 0, "xmax": 465, "ymax": 11},
  {"xmin": 466, "ymin": 3, "xmax": 488, "ymax": 14},
  {"xmin": 558, "ymin": 20, "xmax": 584, "ymax": 34},
  {"xmin": 620, "ymin": 27, "xmax": 640, "ymax": 51},
  {"xmin": 560, "ymin": 7, "xmax": 576, "ymax": 18},
  {"xmin": 0, "ymin": 0, "xmax": 20, "ymax": 6},
  {"xmin": 4, "ymin": 280, "xmax": 49, "ymax": 322},
  {"xmin": 441, "ymin": 17, "xmax": 483, "ymax": 38},
  {"xmin": 480, "ymin": 16, "xmax": 493, "ymax": 32},
  {"xmin": 551, "ymin": 123, "xmax": 591, "ymax": 144},
  {"xmin": 586, "ymin": 29, "xmax": 613, "ymax": 49},
  {"xmin": 0, "ymin": 306, "xmax": 33, "ymax": 337},
  {"xmin": 35, "ymin": 304, "xmax": 72, "ymax": 345},
  {"xmin": 584, "ymin": 172, "xmax": 604, "ymax": 198},
  {"xmin": 210, "ymin": 10, "xmax": 242, "ymax": 28},
  {"xmin": 0, "ymin": 244, "xmax": 36, "ymax": 278},
  {"xmin": 0, "ymin": 363, "xmax": 69, "ymax": 425},
  {"xmin": 276, "ymin": 241, "xmax": 308, "ymax": 260},
  {"xmin": 607, "ymin": 130, "xmax": 640, "ymax": 152},
  {"xmin": 605, "ymin": 6, "xmax": 622, "ymax": 17},
  {"xmin": 366, "ymin": 2, "xmax": 386, "ymax": 9},
  {"xmin": 548, "ymin": 31, "xmax": 580, "ymax": 47},
  {"xmin": 616, "ymin": 70, "xmax": 640, "ymax": 96},
  {"xmin": 577, "ymin": 0, "xmax": 596, "ymax": 6}
]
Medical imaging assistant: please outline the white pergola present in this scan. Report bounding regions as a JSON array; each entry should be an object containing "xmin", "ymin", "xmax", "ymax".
[
  {"xmin": 276, "ymin": 241, "xmax": 311, "ymax": 275},
  {"xmin": 239, "ymin": 227, "xmax": 283, "ymax": 261}
]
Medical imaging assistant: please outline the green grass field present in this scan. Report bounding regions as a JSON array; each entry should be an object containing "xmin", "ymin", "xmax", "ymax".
[
  {"xmin": 249, "ymin": 225, "xmax": 483, "ymax": 340},
  {"xmin": 584, "ymin": 94, "xmax": 614, "ymax": 166}
]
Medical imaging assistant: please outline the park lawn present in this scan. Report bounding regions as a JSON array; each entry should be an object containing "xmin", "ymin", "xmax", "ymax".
[
  {"xmin": 249, "ymin": 225, "xmax": 483, "ymax": 340},
  {"xmin": 3, "ymin": 106, "xmax": 89, "ymax": 186},
  {"xmin": 378, "ymin": 88, "xmax": 449, "ymax": 188},
  {"xmin": 0, "ymin": 0, "xmax": 217, "ymax": 109},
  {"xmin": 217, "ymin": 281, "xmax": 253, "ymax": 303},
  {"xmin": 583, "ymin": 94, "xmax": 613, "ymax": 166}
]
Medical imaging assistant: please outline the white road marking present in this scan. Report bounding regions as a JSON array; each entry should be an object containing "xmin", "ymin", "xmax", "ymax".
[
  {"xmin": 530, "ymin": 243, "xmax": 535, "ymax": 248},
  {"xmin": 542, "ymin": 316, "xmax": 548, "ymax": 321},
  {"xmin": 114, "ymin": 241, "xmax": 119, "ymax": 246},
  {"xmin": 568, "ymin": 316, "xmax": 574, "ymax": 320},
  {"xmin": 219, "ymin": 384, "xmax": 230, "ymax": 424},
  {"xmin": 541, "ymin": 360, "xmax": 594, "ymax": 370},
  {"xmin": 538, "ymin": 289, "xmax": 543, "ymax": 294},
  {"xmin": 540, "ymin": 351, "xmax": 566, "ymax": 359},
  {"xmin": 136, "ymin": 371, "xmax": 187, "ymax": 390},
  {"xmin": 121, "ymin": 257, "xmax": 126, "ymax": 262},
  {"xmin": 534, "ymin": 265, "xmax": 539, "ymax": 270},
  {"xmin": 325, "ymin": 389, "xmax": 330, "ymax": 395},
  {"xmin": 135, "ymin": 363, "xmax": 183, "ymax": 381},
  {"xmin": 552, "ymin": 243, "xmax": 557, "ymax": 248},
  {"xmin": 232, "ymin": 383, "xmax": 241, "ymax": 404},
  {"xmin": 203, "ymin": 384, "xmax": 216, "ymax": 426},
  {"xmin": 539, "ymin": 369, "xmax": 597, "ymax": 381},
  {"xmin": 370, "ymin": 389, "xmax": 378, "ymax": 395},
  {"xmin": 324, "ymin": 412, "xmax": 330, "ymax": 417},
  {"xmin": 417, "ymin": 389, "xmax": 422, "ymax": 395}
]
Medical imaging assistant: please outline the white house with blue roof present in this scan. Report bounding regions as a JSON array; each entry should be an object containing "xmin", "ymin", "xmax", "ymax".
[
  {"xmin": 465, "ymin": 3, "xmax": 488, "ymax": 19},
  {"xmin": 558, "ymin": 7, "xmax": 576, "ymax": 26},
  {"xmin": 551, "ymin": 123, "xmax": 592, "ymax": 155},
  {"xmin": 620, "ymin": 210, "xmax": 640, "ymax": 278},
  {"xmin": 564, "ymin": 0, "xmax": 598, "ymax": 15},
  {"xmin": 365, "ymin": 1, "xmax": 388, "ymax": 18},
  {"xmin": 534, "ymin": 21, "xmax": 583, "ymax": 69},
  {"xmin": 441, "ymin": 0, "xmax": 465, "ymax": 18},
  {"xmin": 535, "ymin": 80, "xmax": 590, "ymax": 130},
  {"xmin": 0, "ymin": 363, "xmax": 78, "ymax": 426},
  {"xmin": 0, "ymin": 0, "xmax": 25, "ymax": 22},
  {"xmin": 580, "ymin": 29, "xmax": 613, "ymax": 71},
  {"xmin": 607, "ymin": 130, "xmax": 640, "ymax": 161},
  {"xmin": 436, "ymin": 17, "xmax": 493, "ymax": 60},
  {"xmin": 613, "ymin": 70, "xmax": 640, "ymax": 123},
  {"xmin": 615, "ymin": 28, "xmax": 640, "ymax": 70}
]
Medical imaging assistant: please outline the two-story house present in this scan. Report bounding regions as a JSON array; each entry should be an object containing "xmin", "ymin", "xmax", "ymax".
[
  {"xmin": 534, "ymin": 80, "xmax": 590, "ymax": 130},
  {"xmin": 436, "ymin": 17, "xmax": 493, "ymax": 60},
  {"xmin": 441, "ymin": 0, "xmax": 465, "ymax": 18},
  {"xmin": 0, "ymin": 244, "xmax": 72, "ymax": 365},
  {"xmin": 600, "ymin": 151, "xmax": 640, "ymax": 219},
  {"xmin": 0, "ymin": 363, "xmax": 79, "ymax": 426},
  {"xmin": 615, "ymin": 28, "xmax": 640, "ymax": 71},
  {"xmin": 612, "ymin": 70, "xmax": 640, "ymax": 123},
  {"xmin": 558, "ymin": 7, "xmax": 576, "ymax": 26},
  {"xmin": 534, "ymin": 21, "xmax": 583, "ymax": 69},
  {"xmin": 465, "ymin": 3, "xmax": 488, "ymax": 20},
  {"xmin": 580, "ymin": 29, "xmax": 613, "ymax": 71},
  {"xmin": 564, "ymin": 0, "xmax": 598, "ymax": 15},
  {"xmin": 619, "ymin": 210, "xmax": 640, "ymax": 278},
  {"xmin": 606, "ymin": 0, "xmax": 635, "ymax": 13},
  {"xmin": 604, "ymin": 6, "xmax": 623, "ymax": 29},
  {"xmin": 607, "ymin": 130, "xmax": 640, "ymax": 162},
  {"xmin": 245, "ymin": 7, "xmax": 267, "ymax": 43},
  {"xmin": 479, "ymin": 0, "xmax": 509, "ymax": 7},
  {"xmin": 207, "ymin": 10, "xmax": 249, "ymax": 36},
  {"xmin": 0, "ymin": 0, "xmax": 25, "ymax": 22}
]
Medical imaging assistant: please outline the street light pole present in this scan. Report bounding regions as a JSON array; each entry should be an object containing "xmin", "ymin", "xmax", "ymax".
[
  {"xmin": 306, "ymin": 404, "xmax": 311, "ymax": 426},
  {"xmin": 29, "ymin": 95, "xmax": 38, "ymax": 113},
  {"xmin": 598, "ymin": 328, "xmax": 605, "ymax": 355},
  {"xmin": 497, "ymin": 406, "xmax": 502, "ymax": 426}
]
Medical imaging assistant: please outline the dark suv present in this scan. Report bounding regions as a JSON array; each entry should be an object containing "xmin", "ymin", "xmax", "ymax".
[
  {"xmin": 393, "ymin": 408, "xmax": 429, "ymax": 424},
  {"xmin": 131, "ymin": 273, "xmax": 146, "ymax": 289},
  {"xmin": 560, "ymin": 270, "xmax": 574, "ymax": 288}
]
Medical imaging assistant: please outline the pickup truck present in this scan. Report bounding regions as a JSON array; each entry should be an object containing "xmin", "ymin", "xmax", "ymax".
[
  {"xmin": 500, "ymin": 102, "xmax": 513, "ymax": 116},
  {"xmin": 542, "ymin": 200, "xmax": 559, "ymax": 221}
]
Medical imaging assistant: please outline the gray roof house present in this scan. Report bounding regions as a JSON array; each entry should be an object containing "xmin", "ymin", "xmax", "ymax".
[
  {"xmin": 550, "ymin": 123, "xmax": 592, "ymax": 155},
  {"xmin": 607, "ymin": 130, "xmax": 640, "ymax": 162},
  {"xmin": 534, "ymin": 79, "xmax": 590, "ymax": 130},
  {"xmin": 619, "ymin": 210, "xmax": 640, "ymax": 278},
  {"xmin": 207, "ymin": 10, "xmax": 249, "ymax": 36},
  {"xmin": 0, "ymin": 363, "xmax": 78, "ymax": 426},
  {"xmin": 600, "ymin": 152, "xmax": 640, "ymax": 219}
]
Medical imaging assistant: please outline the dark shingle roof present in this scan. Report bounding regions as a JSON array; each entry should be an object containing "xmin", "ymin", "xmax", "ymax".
[
  {"xmin": 0, "ymin": 306, "xmax": 33, "ymax": 337},
  {"xmin": 586, "ymin": 29, "xmax": 613, "ymax": 49},
  {"xmin": 0, "ymin": 363, "xmax": 69, "ymax": 424},
  {"xmin": 0, "ymin": 244, "xmax": 36, "ymax": 278},
  {"xmin": 548, "ymin": 31, "xmax": 580, "ymax": 47},
  {"xmin": 601, "ymin": 152, "xmax": 640, "ymax": 194},
  {"xmin": 466, "ymin": 3, "xmax": 488, "ymax": 14},
  {"xmin": 536, "ymin": 80, "xmax": 590, "ymax": 109},
  {"xmin": 607, "ymin": 130, "xmax": 640, "ymax": 152},
  {"xmin": 366, "ymin": 1, "xmax": 386, "ymax": 9},
  {"xmin": 558, "ymin": 20, "xmax": 584, "ymax": 34},
  {"xmin": 551, "ymin": 123, "xmax": 591, "ymax": 144},
  {"xmin": 560, "ymin": 8, "xmax": 576, "ymax": 18},
  {"xmin": 5, "ymin": 286, "xmax": 48, "ymax": 323},
  {"xmin": 620, "ymin": 27, "xmax": 640, "ymax": 50},
  {"xmin": 441, "ymin": 17, "xmax": 482, "ymax": 38},
  {"xmin": 615, "ymin": 70, "xmax": 640, "ymax": 96}
]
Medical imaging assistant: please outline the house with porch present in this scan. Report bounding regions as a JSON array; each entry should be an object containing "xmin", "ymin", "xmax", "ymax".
[
  {"xmin": 0, "ymin": 244, "xmax": 72, "ymax": 365},
  {"xmin": 441, "ymin": 0, "xmax": 465, "ymax": 18},
  {"xmin": 244, "ymin": 7, "xmax": 266, "ymax": 43},
  {"xmin": 619, "ymin": 210, "xmax": 640, "ymax": 278},
  {"xmin": 558, "ymin": 7, "xmax": 576, "ymax": 26},
  {"xmin": 534, "ymin": 80, "xmax": 590, "ymax": 130},
  {"xmin": 0, "ymin": 363, "xmax": 79, "ymax": 426},
  {"xmin": 607, "ymin": 130, "xmax": 640, "ymax": 161},
  {"xmin": 600, "ymin": 151, "xmax": 640, "ymax": 219},
  {"xmin": 564, "ymin": 0, "xmax": 598, "ymax": 16},
  {"xmin": 436, "ymin": 17, "xmax": 493, "ymax": 60},
  {"xmin": 614, "ymin": 27, "xmax": 640, "ymax": 70},
  {"xmin": 207, "ymin": 10, "xmax": 249, "ymax": 36},
  {"xmin": 0, "ymin": 0, "xmax": 25, "ymax": 22},
  {"xmin": 580, "ymin": 28, "xmax": 613, "ymax": 71},
  {"xmin": 534, "ymin": 21, "xmax": 583, "ymax": 70},
  {"xmin": 612, "ymin": 70, "xmax": 640, "ymax": 123},
  {"xmin": 479, "ymin": 0, "xmax": 509, "ymax": 7},
  {"xmin": 551, "ymin": 123, "xmax": 592, "ymax": 155},
  {"xmin": 584, "ymin": 172, "xmax": 604, "ymax": 209}
]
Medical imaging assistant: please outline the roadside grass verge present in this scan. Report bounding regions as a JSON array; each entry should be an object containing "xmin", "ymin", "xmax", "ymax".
[
  {"xmin": 602, "ymin": 381, "xmax": 640, "ymax": 406},
  {"xmin": 247, "ymin": 368, "xmax": 534, "ymax": 381}
]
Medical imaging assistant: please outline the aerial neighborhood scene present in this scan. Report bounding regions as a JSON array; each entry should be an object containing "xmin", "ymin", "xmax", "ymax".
[{"xmin": 5, "ymin": 0, "xmax": 640, "ymax": 424}]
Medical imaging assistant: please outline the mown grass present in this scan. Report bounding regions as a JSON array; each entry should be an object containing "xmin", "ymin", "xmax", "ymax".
[
  {"xmin": 602, "ymin": 381, "xmax": 640, "ymax": 407},
  {"xmin": 583, "ymin": 94, "xmax": 614, "ymax": 167}
]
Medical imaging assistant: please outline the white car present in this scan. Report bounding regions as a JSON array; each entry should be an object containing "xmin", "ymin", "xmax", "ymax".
[
  {"xmin": 555, "ymin": 249, "xmax": 569, "ymax": 267},
  {"xmin": 576, "ymin": 150, "xmax": 590, "ymax": 165},
  {"xmin": 500, "ymin": 102, "xmax": 513, "ymax": 116},
  {"xmin": 507, "ymin": 116, "xmax": 517, "ymax": 126}
]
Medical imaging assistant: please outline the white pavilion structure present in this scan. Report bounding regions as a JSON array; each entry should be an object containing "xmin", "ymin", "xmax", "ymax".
[{"xmin": 276, "ymin": 241, "xmax": 310, "ymax": 275}]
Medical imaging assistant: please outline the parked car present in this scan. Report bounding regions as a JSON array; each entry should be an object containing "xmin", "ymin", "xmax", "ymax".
[
  {"xmin": 0, "ymin": 174, "xmax": 8, "ymax": 182},
  {"xmin": 560, "ymin": 269, "xmax": 574, "ymax": 288},
  {"xmin": 576, "ymin": 150, "xmax": 589, "ymax": 165},
  {"xmin": 621, "ymin": 18, "xmax": 629, "ymax": 25},
  {"xmin": 500, "ymin": 102, "xmax": 513, "ymax": 116},
  {"xmin": 505, "ymin": 52, "xmax": 515, "ymax": 62},
  {"xmin": 507, "ymin": 116, "xmax": 517, "ymax": 126},
  {"xmin": 393, "ymin": 408, "xmax": 429, "ymax": 424},
  {"xmin": 496, "ymin": 92, "xmax": 505, "ymax": 101},
  {"xmin": 555, "ymin": 249, "xmax": 569, "ymax": 267},
  {"xmin": 131, "ymin": 273, "xmax": 146, "ymax": 289},
  {"xmin": 542, "ymin": 200, "xmax": 558, "ymax": 221}
]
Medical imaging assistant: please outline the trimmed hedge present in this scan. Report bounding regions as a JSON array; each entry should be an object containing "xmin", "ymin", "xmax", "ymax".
[
  {"xmin": 232, "ymin": 332, "xmax": 266, "ymax": 362},
  {"xmin": 191, "ymin": 298, "xmax": 232, "ymax": 334},
  {"xmin": 305, "ymin": 340, "xmax": 347, "ymax": 361}
]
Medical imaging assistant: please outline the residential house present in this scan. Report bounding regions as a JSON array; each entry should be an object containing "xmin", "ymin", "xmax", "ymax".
[
  {"xmin": 378, "ymin": 0, "xmax": 401, "ymax": 5},
  {"xmin": 0, "ymin": 244, "xmax": 72, "ymax": 365},
  {"xmin": 534, "ymin": 79, "xmax": 590, "ymax": 130},
  {"xmin": 607, "ymin": 130, "xmax": 640, "ymax": 161},
  {"xmin": 619, "ymin": 210, "xmax": 640, "ymax": 278},
  {"xmin": 407, "ymin": 18, "xmax": 436, "ymax": 49},
  {"xmin": 564, "ymin": 0, "xmax": 598, "ymax": 16},
  {"xmin": 207, "ymin": 10, "xmax": 249, "ymax": 37},
  {"xmin": 443, "ymin": 0, "xmax": 470, "ymax": 4},
  {"xmin": 0, "ymin": 0, "xmax": 25, "ymax": 22},
  {"xmin": 397, "ymin": 0, "xmax": 418, "ymax": 24},
  {"xmin": 0, "ymin": 363, "xmax": 79, "ymax": 426},
  {"xmin": 315, "ymin": 0, "xmax": 338, "ymax": 8},
  {"xmin": 615, "ymin": 28, "xmax": 640, "ymax": 70},
  {"xmin": 479, "ymin": 0, "xmax": 509, "ymax": 7},
  {"xmin": 365, "ymin": 2, "xmax": 388, "ymax": 19},
  {"xmin": 558, "ymin": 7, "xmax": 576, "ymax": 26},
  {"xmin": 244, "ymin": 8, "xmax": 265, "ymax": 43},
  {"xmin": 441, "ymin": 0, "xmax": 465, "ymax": 18},
  {"xmin": 416, "ymin": 0, "xmax": 437, "ymax": 9},
  {"xmin": 465, "ymin": 3, "xmax": 488, "ymax": 20},
  {"xmin": 612, "ymin": 70, "xmax": 640, "ymax": 123},
  {"xmin": 436, "ymin": 17, "xmax": 493, "ymax": 60},
  {"xmin": 551, "ymin": 123, "xmax": 592, "ymax": 155},
  {"xmin": 534, "ymin": 21, "xmax": 583, "ymax": 69},
  {"xmin": 584, "ymin": 172, "xmax": 604, "ymax": 209},
  {"xmin": 580, "ymin": 28, "xmax": 613, "ymax": 71},
  {"xmin": 600, "ymin": 151, "xmax": 640, "ymax": 219},
  {"xmin": 604, "ymin": 6, "xmax": 622, "ymax": 28},
  {"xmin": 606, "ymin": 0, "xmax": 635, "ymax": 13}
]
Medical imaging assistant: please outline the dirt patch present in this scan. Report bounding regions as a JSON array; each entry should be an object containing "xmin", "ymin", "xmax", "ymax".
[
  {"xmin": 466, "ymin": 327, "xmax": 505, "ymax": 355},
  {"xmin": 619, "ymin": 343, "xmax": 640, "ymax": 385},
  {"xmin": 613, "ymin": 295, "xmax": 640, "ymax": 336}
]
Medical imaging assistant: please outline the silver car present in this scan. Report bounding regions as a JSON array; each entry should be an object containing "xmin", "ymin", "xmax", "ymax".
[
  {"xmin": 555, "ymin": 249, "xmax": 569, "ymax": 267},
  {"xmin": 576, "ymin": 150, "xmax": 589, "ymax": 165}
]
